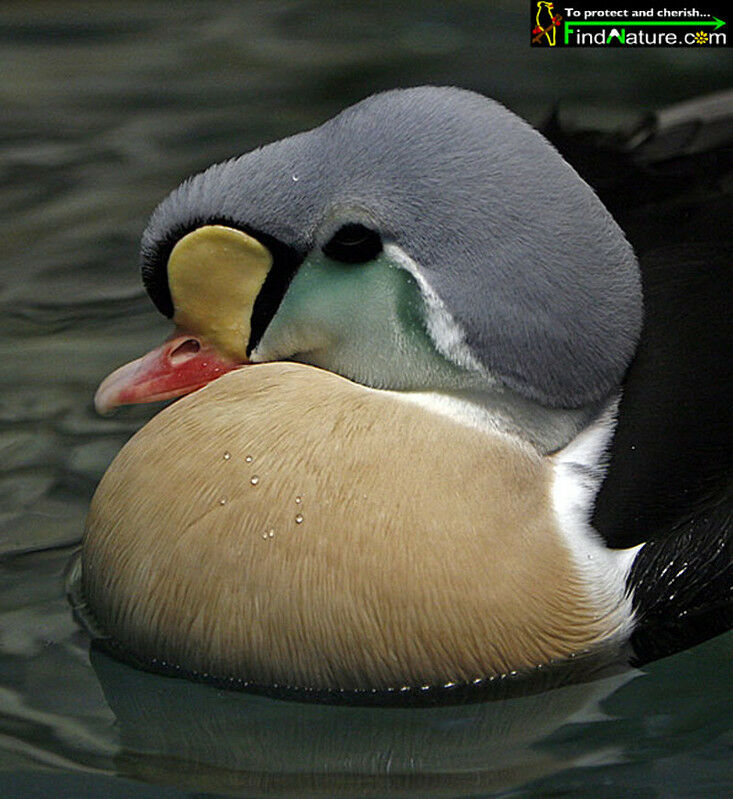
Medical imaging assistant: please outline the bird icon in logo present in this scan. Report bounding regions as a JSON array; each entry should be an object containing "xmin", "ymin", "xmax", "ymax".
[{"xmin": 533, "ymin": 1, "xmax": 561, "ymax": 46}]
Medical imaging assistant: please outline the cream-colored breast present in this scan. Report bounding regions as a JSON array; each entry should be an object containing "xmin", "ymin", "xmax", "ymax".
[{"xmin": 83, "ymin": 362, "xmax": 620, "ymax": 690}]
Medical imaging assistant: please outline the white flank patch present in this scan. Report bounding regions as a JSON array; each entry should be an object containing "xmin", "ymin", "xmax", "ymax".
[{"xmin": 551, "ymin": 397, "xmax": 642, "ymax": 641}]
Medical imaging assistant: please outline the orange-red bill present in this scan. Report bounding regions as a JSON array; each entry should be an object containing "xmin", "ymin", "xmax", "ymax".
[{"xmin": 94, "ymin": 331, "xmax": 245, "ymax": 415}]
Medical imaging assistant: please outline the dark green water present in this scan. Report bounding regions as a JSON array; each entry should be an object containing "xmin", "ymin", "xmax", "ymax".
[{"xmin": 0, "ymin": 2, "xmax": 730, "ymax": 797}]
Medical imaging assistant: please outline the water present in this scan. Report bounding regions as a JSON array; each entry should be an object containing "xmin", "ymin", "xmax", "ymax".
[{"xmin": 0, "ymin": 2, "xmax": 730, "ymax": 796}]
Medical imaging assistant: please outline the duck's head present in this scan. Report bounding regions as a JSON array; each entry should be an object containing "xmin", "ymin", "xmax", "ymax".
[{"xmin": 96, "ymin": 86, "xmax": 641, "ymax": 452}]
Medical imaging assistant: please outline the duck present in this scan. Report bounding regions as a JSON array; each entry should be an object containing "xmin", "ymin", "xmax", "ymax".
[{"xmin": 81, "ymin": 86, "xmax": 732, "ymax": 698}]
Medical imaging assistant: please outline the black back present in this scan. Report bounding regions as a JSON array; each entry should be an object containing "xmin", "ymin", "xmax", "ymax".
[
  {"xmin": 544, "ymin": 94, "xmax": 732, "ymax": 658},
  {"xmin": 544, "ymin": 93, "xmax": 733, "ymax": 550}
]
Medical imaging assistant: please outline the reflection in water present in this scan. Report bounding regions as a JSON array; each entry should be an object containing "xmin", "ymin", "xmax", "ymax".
[{"xmin": 94, "ymin": 650, "xmax": 634, "ymax": 797}]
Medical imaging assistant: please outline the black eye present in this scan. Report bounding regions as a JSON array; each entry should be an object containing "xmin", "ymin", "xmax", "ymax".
[{"xmin": 322, "ymin": 224, "xmax": 382, "ymax": 264}]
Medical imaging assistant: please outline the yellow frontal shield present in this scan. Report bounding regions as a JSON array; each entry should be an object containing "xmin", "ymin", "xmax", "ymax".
[{"xmin": 167, "ymin": 225, "xmax": 273, "ymax": 360}]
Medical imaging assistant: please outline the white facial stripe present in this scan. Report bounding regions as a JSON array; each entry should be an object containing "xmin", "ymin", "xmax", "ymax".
[{"xmin": 383, "ymin": 243, "xmax": 490, "ymax": 380}]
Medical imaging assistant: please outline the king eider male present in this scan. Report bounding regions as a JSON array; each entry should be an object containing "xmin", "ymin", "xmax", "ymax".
[{"xmin": 82, "ymin": 87, "xmax": 732, "ymax": 700}]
